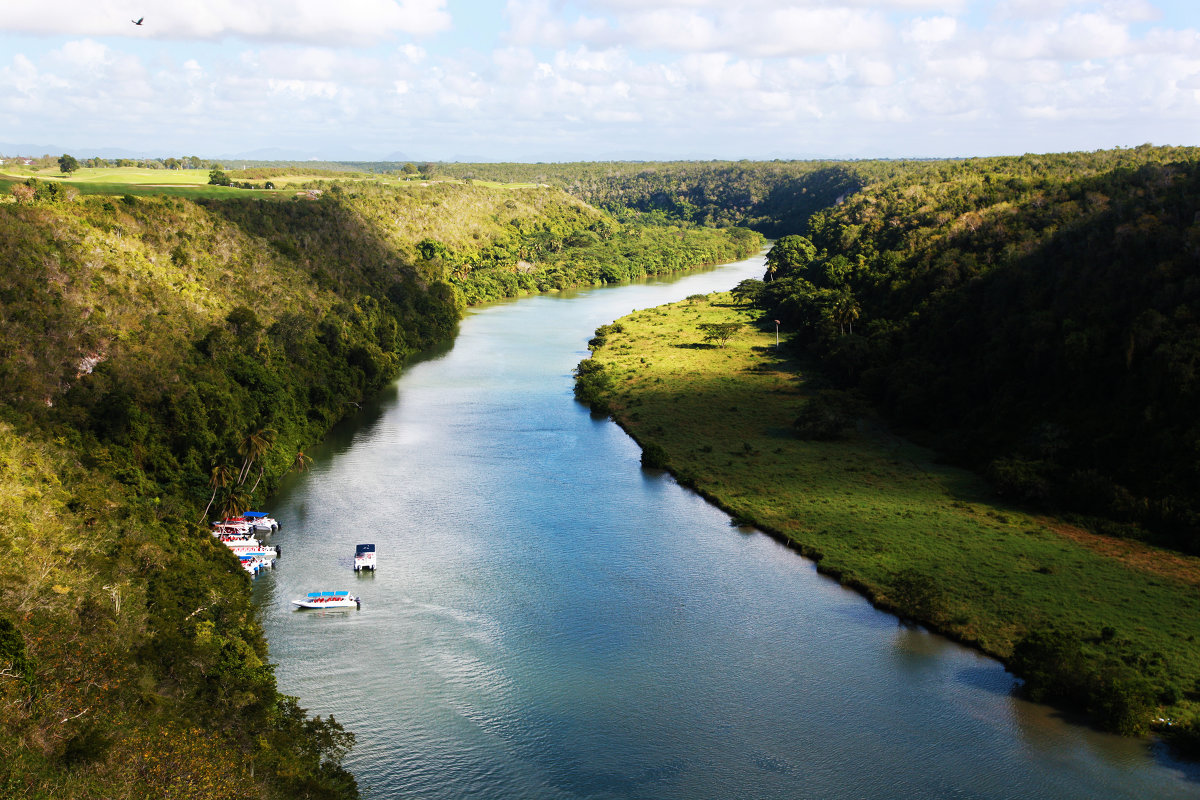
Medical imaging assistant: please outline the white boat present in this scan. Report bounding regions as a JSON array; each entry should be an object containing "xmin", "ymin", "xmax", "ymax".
[
  {"xmin": 227, "ymin": 541, "xmax": 279, "ymax": 560},
  {"xmin": 243, "ymin": 511, "xmax": 280, "ymax": 532},
  {"xmin": 214, "ymin": 530, "xmax": 256, "ymax": 544},
  {"xmin": 354, "ymin": 543, "xmax": 376, "ymax": 572},
  {"xmin": 240, "ymin": 554, "xmax": 275, "ymax": 574},
  {"xmin": 213, "ymin": 519, "xmax": 253, "ymax": 535},
  {"xmin": 293, "ymin": 591, "xmax": 360, "ymax": 609}
]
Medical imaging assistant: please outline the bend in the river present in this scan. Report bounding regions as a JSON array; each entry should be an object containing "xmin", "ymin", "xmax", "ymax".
[{"xmin": 253, "ymin": 253, "xmax": 1200, "ymax": 800}]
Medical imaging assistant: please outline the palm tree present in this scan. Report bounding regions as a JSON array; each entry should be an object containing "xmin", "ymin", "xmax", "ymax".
[
  {"xmin": 292, "ymin": 450, "xmax": 313, "ymax": 473},
  {"xmin": 220, "ymin": 487, "xmax": 252, "ymax": 520},
  {"xmin": 832, "ymin": 291, "xmax": 861, "ymax": 335},
  {"xmin": 249, "ymin": 465, "xmax": 267, "ymax": 496},
  {"xmin": 236, "ymin": 428, "xmax": 277, "ymax": 486},
  {"xmin": 201, "ymin": 463, "xmax": 234, "ymax": 523}
]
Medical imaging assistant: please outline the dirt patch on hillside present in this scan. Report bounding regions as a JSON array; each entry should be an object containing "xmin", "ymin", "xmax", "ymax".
[{"xmin": 1042, "ymin": 518, "xmax": 1200, "ymax": 586}]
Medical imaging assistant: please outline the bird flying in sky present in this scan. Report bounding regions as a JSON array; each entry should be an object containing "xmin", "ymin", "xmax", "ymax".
[{"xmin": 132, "ymin": 17, "xmax": 144, "ymax": 26}]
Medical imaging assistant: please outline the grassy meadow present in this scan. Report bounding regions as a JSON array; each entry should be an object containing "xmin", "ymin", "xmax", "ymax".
[
  {"xmin": 0, "ymin": 165, "xmax": 543, "ymax": 202},
  {"xmin": 583, "ymin": 292, "xmax": 1200, "ymax": 733}
]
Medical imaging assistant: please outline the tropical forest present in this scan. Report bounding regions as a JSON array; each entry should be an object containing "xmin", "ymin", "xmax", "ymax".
[{"xmin": 2, "ymin": 143, "xmax": 1200, "ymax": 797}]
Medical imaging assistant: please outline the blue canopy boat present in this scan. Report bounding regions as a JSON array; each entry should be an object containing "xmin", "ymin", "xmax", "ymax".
[{"xmin": 292, "ymin": 590, "xmax": 360, "ymax": 609}]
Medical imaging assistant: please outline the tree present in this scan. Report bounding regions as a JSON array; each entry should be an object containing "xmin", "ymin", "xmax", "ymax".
[
  {"xmin": 401, "ymin": 163, "xmax": 418, "ymax": 175},
  {"xmin": 219, "ymin": 487, "xmax": 252, "ymax": 519},
  {"xmin": 236, "ymin": 428, "xmax": 277, "ymax": 486},
  {"xmin": 698, "ymin": 322, "xmax": 742, "ymax": 347},
  {"xmin": 201, "ymin": 464, "xmax": 235, "ymax": 522},
  {"xmin": 208, "ymin": 168, "xmax": 231, "ymax": 186},
  {"xmin": 765, "ymin": 235, "xmax": 816, "ymax": 281},
  {"xmin": 831, "ymin": 289, "xmax": 860, "ymax": 335},
  {"xmin": 732, "ymin": 278, "xmax": 764, "ymax": 306},
  {"xmin": 58, "ymin": 154, "xmax": 79, "ymax": 174}
]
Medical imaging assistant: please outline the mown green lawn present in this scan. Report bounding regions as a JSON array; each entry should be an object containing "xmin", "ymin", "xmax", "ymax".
[
  {"xmin": 587, "ymin": 292, "xmax": 1200, "ymax": 728},
  {"xmin": 57, "ymin": 167, "xmax": 212, "ymax": 185}
]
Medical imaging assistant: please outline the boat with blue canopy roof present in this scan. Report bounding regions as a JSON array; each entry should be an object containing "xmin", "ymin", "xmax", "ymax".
[
  {"xmin": 242, "ymin": 511, "xmax": 280, "ymax": 532},
  {"xmin": 292, "ymin": 590, "xmax": 360, "ymax": 609}
]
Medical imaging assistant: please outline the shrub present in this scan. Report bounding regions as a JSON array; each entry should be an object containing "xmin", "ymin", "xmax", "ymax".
[
  {"xmin": 641, "ymin": 441, "xmax": 670, "ymax": 470},
  {"xmin": 573, "ymin": 359, "xmax": 613, "ymax": 413},
  {"xmin": 1009, "ymin": 629, "xmax": 1156, "ymax": 735},
  {"xmin": 793, "ymin": 390, "xmax": 859, "ymax": 440}
]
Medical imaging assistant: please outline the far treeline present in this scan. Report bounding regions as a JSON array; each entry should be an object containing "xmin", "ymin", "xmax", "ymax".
[
  {"xmin": 6, "ymin": 142, "xmax": 1200, "ymax": 793},
  {"xmin": 560, "ymin": 144, "xmax": 1200, "ymax": 751},
  {"xmin": 0, "ymin": 178, "xmax": 760, "ymax": 798},
  {"xmin": 454, "ymin": 146, "xmax": 1200, "ymax": 555},
  {"xmin": 742, "ymin": 145, "xmax": 1200, "ymax": 556}
]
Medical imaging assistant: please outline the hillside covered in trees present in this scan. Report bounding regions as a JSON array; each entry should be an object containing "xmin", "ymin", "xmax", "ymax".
[
  {"xmin": 742, "ymin": 145, "xmax": 1200, "ymax": 555},
  {"xmin": 462, "ymin": 147, "xmax": 1200, "ymax": 555},
  {"xmin": 7, "ymin": 141, "xmax": 1200, "ymax": 791},
  {"xmin": 0, "ymin": 181, "xmax": 759, "ymax": 798},
  {"xmin": 563, "ymin": 145, "xmax": 1200, "ymax": 748}
]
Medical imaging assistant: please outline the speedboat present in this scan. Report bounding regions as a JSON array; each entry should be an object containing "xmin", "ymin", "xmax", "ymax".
[
  {"xmin": 240, "ymin": 554, "xmax": 275, "ymax": 574},
  {"xmin": 354, "ymin": 544, "xmax": 376, "ymax": 572},
  {"xmin": 226, "ymin": 541, "xmax": 279, "ymax": 560},
  {"xmin": 243, "ymin": 511, "xmax": 280, "ymax": 532},
  {"xmin": 213, "ymin": 518, "xmax": 253, "ymax": 536},
  {"xmin": 293, "ymin": 591, "xmax": 360, "ymax": 609},
  {"xmin": 214, "ymin": 530, "xmax": 256, "ymax": 544}
]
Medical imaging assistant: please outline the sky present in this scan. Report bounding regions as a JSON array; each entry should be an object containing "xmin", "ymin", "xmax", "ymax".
[{"xmin": 1, "ymin": 0, "xmax": 1199, "ymax": 161}]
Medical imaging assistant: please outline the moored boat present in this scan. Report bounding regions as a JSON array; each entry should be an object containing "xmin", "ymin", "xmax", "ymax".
[
  {"xmin": 354, "ymin": 543, "xmax": 376, "ymax": 572},
  {"xmin": 292, "ymin": 591, "xmax": 360, "ymax": 609},
  {"xmin": 227, "ymin": 541, "xmax": 279, "ymax": 560},
  {"xmin": 243, "ymin": 511, "xmax": 280, "ymax": 532},
  {"xmin": 240, "ymin": 554, "xmax": 275, "ymax": 574},
  {"xmin": 213, "ymin": 518, "xmax": 253, "ymax": 536}
]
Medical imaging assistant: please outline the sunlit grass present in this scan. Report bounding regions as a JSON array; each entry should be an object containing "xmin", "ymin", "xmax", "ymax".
[
  {"xmin": 588, "ymin": 292, "xmax": 1200, "ymax": 719},
  {"xmin": 0, "ymin": 167, "xmax": 546, "ymax": 199}
]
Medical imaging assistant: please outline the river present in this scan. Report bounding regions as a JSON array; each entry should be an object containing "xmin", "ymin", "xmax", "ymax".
[{"xmin": 253, "ymin": 252, "xmax": 1200, "ymax": 799}]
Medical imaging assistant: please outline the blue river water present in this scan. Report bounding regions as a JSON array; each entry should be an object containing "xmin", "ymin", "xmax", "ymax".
[{"xmin": 253, "ymin": 252, "xmax": 1200, "ymax": 799}]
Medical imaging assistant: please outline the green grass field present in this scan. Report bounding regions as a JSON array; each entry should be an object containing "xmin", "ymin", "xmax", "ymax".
[
  {"xmin": 0, "ymin": 167, "xmax": 546, "ymax": 200},
  {"xmin": 0, "ymin": 167, "xmax": 297, "ymax": 199},
  {"xmin": 586, "ymin": 292, "xmax": 1200, "ymax": 732}
]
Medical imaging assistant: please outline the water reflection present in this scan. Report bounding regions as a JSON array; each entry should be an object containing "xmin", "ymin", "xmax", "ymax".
[{"xmin": 254, "ymin": 252, "xmax": 1200, "ymax": 800}]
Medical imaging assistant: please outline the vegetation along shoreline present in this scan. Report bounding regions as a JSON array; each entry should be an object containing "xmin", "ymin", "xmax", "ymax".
[
  {"xmin": 5, "ymin": 143, "xmax": 1200, "ymax": 796},
  {"xmin": 0, "ymin": 165, "xmax": 761, "ymax": 798},
  {"xmin": 576, "ymin": 289, "xmax": 1200, "ymax": 757}
]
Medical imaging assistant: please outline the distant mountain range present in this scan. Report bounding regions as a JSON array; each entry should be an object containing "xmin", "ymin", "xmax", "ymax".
[
  {"xmin": 0, "ymin": 142, "xmax": 151, "ymax": 159},
  {"xmin": 0, "ymin": 142, "xmax": 411, "ymax": 163}
]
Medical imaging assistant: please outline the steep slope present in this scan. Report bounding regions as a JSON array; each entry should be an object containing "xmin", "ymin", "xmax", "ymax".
[{"xmin": 0, "ymin": 182, "xmax": 760, "ymax": 797}]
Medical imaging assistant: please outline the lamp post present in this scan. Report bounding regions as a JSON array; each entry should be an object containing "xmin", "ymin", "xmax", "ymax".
[{"xmin": 774, "ymin": 320, "xmax": 780, "ymax": 347}]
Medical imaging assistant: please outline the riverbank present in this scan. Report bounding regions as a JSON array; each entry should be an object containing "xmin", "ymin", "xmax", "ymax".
[{"xmin": 577, "ymin": 292, "xmax": 1200, "ymax": 746}]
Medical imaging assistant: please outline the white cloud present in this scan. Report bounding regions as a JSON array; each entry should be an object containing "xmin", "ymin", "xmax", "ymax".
[
  {"xmin": 5, "ymin": 0, "xmax": 451, "ymax": 44},
  {"xmin": 994, "ymin": 0, "xmax": 1158, "ymax": 24},
  {"xmin": 3, "ymin": 0, "xmax": 1200, "ymax": 160},
  {"xmin": 679, "ymin": 53, "xmax": 760, "ymax": 91},
  {"xmin": 904, "ymin": 16, "xmax": 958, "ymax": 44},
  {"xmin": 1057, "ymin": 13, "xmax": 1130, "ymax": 59},
  {"xmin": 921, "ymin": 53, "xmax": 990, "ymax": 81}
]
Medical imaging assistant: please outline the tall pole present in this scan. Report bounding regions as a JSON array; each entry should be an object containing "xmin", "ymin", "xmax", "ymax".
[{"xmin": 774, "ymin": 320, "xmax": 780, "ymax": 347}]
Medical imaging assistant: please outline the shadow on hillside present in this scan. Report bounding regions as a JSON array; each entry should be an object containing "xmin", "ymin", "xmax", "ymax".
[{"xmin": 200, "ymin": 193, "xmax": 416, "ymax": 297}]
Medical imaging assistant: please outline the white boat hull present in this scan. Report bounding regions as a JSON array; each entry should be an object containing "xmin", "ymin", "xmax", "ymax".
[{"xmin": 293, "ymin": 597, "xmax": 359, "ymax": 609}]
